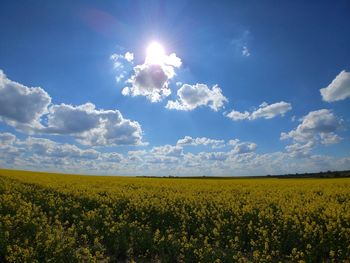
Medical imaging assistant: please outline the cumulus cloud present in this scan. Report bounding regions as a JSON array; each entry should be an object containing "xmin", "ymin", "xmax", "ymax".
[
  {"xmin": 226, "ymin": 101, "xmax": 292, "ymax": 121},
  {"xmin": 26, "ymin": 137, "xmax": 100, "ymax": 159},
  {"xmin": 166, "ymin": 84, "xmax": 228, "ymax": 111},
  {"xmin": 251, "ymin": 101, "xmax": 292, "ymax": 119},
  {"xmin": 280, "ymin": 109, "xmax": 342, "ymax": 144},
  {"xmin": 0, "ymin": 69, "xmax": 145, "ymax": 147},
  {"xmin": 126, "ymin": 137, "xmax": 229, "ymax": 171},
  {"xmin": 285, "ymin": 141, "xmax": 315, "ymax": 158},
  {"xmin": 122, "ymin": 50, "xmax": 182, "ymax": 102},
  {"xmin": 124, "ymin": 137, "xmax": 257, "ymax": 171},
  {"xmin": 199, "ymin": 151, "xmax": 228, "ymax": 161},
  {"xmin": 127, "ymin": 145, "xmax": 183, "ymax": 165},
  {"xmin": 176, "ymin": 136, "xmax": 225, "ymax": 148},
  {"xmin": 0, "ymin": 133, "xmax": 130, "ymax": 174},
  {"xmin": 151, "ymin": 144, "xmax": 184, "ymax": 157},
  {"xmin": 122, "ymin": 64, "xmax": 171, "ymax": 102},
  {"xmin": 0, "ymin": 70, "xmax": 51, "ymax": 130},
  {"xmin": 0, "ymin": 132, "xmax": 22, "ymax": 164},
  {"xmin": 281, "ymin": 109, "xmax": 343, "ymax": 157},
  {"xmin": 1, "ymin": 131, "xmax": 350, "ymax": 176},
  {"xmin": 228, "ymin": 139, "xmax": 257, "ymax": 154},
  {"xmin": 320, "ymin": 70, "xmax": 350, "ymax": 102},
  {"xmin": 319, "ymin": 132, "xmax": 342, "ymax": 145},
  {"xmin": 226, "ymin": 110, "xmax": 250, "ymax": 121},
  {"xmin": 102, "ymin": 152, "xmax": 123, "ymax": 162},
  {"xmin": 42, "ymin": 103, "xmax": 144, "ymax": 147}
]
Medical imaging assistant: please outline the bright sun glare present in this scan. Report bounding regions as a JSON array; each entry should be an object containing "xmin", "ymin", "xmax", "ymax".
[{"xmin": 146, "ymin": 41, "xmax": 165, "ymax": 65}]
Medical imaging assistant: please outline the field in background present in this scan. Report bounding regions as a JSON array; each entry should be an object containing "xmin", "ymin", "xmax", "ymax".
[{"xmin": 0, "ymin": 169, "xmax": 350, "ymax": 262}]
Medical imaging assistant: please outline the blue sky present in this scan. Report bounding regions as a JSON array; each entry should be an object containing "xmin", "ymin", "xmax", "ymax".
[{"xmin": 0, "ymin": 0, "xmax": 349, "ymax": 176}]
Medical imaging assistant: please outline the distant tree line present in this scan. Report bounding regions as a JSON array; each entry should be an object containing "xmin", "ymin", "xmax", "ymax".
[
  {"xmin": 272, "ymin": 170, "xmax": 350, "ymax": 179},
  {"xmin": 137, "ymin": 170, "xmax": 350, "ymax": 179}
]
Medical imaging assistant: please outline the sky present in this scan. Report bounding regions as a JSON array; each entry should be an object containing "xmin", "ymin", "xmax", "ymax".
[{"xmin": 0, "ymin": 0, "xmax": 350, "ymax": 176}]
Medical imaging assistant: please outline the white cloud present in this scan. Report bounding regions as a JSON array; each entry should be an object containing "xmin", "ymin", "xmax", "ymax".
[
  {"xmin": 127, "ymin": 150, "xmax": 147, "ymax": 162},
  {"xmin": 251, "ymin": 101, "xmax": 292, "ymax": 119},
  {"xmin": 242, "ymin": 46, "xmax": 250, "ymax": 57},
  {"xmin": 0, "ymin": 133, "xmax": 130, "ymax": 174},
  {"xmin": 26, "ymin": 137, "xmax": 100, "ymax": 159},
  {"xmin": 285, "ymin": 141, "xmax": 315, "ymax": 158},
  {"xmin": 127, "ymin": 145, "xmax": 183, "ymax": 165},
  {"xmin": 44, "ymin": 103, "xmax": 100, "ymax": 134},
  {"xmin": 163, "ymin": 53, "xmax": 182, "ymax": 68},
  {"xmin": 0, "ymin": 70, "xmax": 51, "ymax": 130},
  {"xmin": 226, "ymin": 110, "xmax": 250, "ymax": 120},
  {"xmin": 281, "ymin": 109, "xmax": 343, "ymax": 157},
  {"xmin": 122, "ymin": 64, "xmax": 172, "ymax": 102},
  {"xmin": 102, "ymin": 152, "xmax": 123, "ymax": 162},
  {"xmin": 199, "ymin": 151, "xmax": 228, "ymax": 161},
  {"xmin": 320, "ymin": 70, "xmax": 350, "ymax": 102},
  {"xmin": 226, "ymin": 101, "xmax": 292, "ymax": 121},
  {"xmin": 124, "ymin": 52, "xmax": 134, "ymax": 62},
  {"xmin": 110, "ymin": 51, "xmax": 134, "ymax": 68},
  {"xmin": 229, "ymin": 139, "xmax": 257, "ymax": 154},
  {"xmin": 0, "ymin": 133, "xmax": 22, "ymax": 164},
  {"xmin": 166, "ymin": 84, "xmax": 228, "ymax": 111},
  {"xmin": 319, "ymin": 132, "xmax": 342, "ymax": 145},
  {"xmin": 228, "ymin": 139, "xmax": 240, "ymax": 146},
  {"xmin": 122, "ymin": 50, "xmax": 182, "ymax": 102},
  {"xmin": 43, "ymin": 103, "xmax": 144, "ymax": 147},
  {"xmin": 0, "ymin": 132, "xmax": 16, "ymax": 145},
  {"xmin": 280, "ymin": 109, "xmax": 342, "ymax": 144},
  {"xmin": 115, "ymin": 73, "xmax": 125, "ymax": 83},
  {"xmin": 110, "ymin": 51, "xmax": 134, "ymax": 83},
  {"xmin": 151, "ymin": 144, "xmax": 184, "ymax": 157},
  {"xmin": 1, "ymin": 131, "xmax": 350, "ymax": 176},
  {"xmin": 124, "ymin": 137, "xmax": 258, "ymax": 173},
  {"xmin": 0, "ymin": 69, "xmax": 145, "ymax": 147},
  {"xmin": 176, "ymin": 136, "xmax": 225, "ymax": 148}
]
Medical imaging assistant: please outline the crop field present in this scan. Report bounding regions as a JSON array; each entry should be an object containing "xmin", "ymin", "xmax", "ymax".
[{"xmin": 0, "ymin": 169, "xmax": 350, "ymax": 262}]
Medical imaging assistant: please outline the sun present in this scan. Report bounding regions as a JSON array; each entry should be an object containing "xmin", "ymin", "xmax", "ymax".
[{"xmin": 146, "ymin": 41, "xmax": 165, "ymax": 65}]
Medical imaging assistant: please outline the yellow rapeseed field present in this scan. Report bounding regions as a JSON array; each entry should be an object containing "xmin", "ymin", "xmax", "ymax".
[{"xmin": 0, "ymin": 169, "xmax": 349, "ymax": 262}]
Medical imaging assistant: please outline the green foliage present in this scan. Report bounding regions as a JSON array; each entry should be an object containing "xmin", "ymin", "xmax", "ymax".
[{"xmin": 0, "ymin": 169, "xmax": 350, "ymax": 262}]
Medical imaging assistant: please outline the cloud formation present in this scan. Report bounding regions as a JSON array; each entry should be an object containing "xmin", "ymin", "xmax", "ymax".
[
  {"xmin": 166, "ymin": 84, "xmax": 228, "ymax": 111},
  {"xmin": 0, "ymin": 132, "xmax": 16, "ymax": 145},
  {"xmin": 281, "ymin": 109, "xmax": 342, "ymax": 144},
  {"xmin": 285, "ymin": 141, "xmax": 315, "ymax": 158},
  {"xmin": 110, "ymin": 51, "xmax": 134, "ymax": 83},
  {"xmin": 281, "ymin": 109, "xmax": 343, "ymax": 157},
  {"xmin": 228, "ymin": 139, "xmax": 257, "ymax": 154},
  {"xmin": 320, "ymin": 70, "xmax": 350, "ymax": 102},
  {"xmin": 26, "ymin": 137, "xmax": 100, "ymax": 160},
  {"xmin": 151, "ymin": 144, "xmax": 184, "ymax": 157},
  {"xmin": 110, "ymin": 51, "xmax": 134, "ymax": 68},
  {"xmin": 177, "ymin": 136, "xmax": 225, "ymax": 148},
  {"xmin": 0, "ymin": 69, "xmax": 144, "ymax": 147},
  {"xmin": 43, "ymin": 103, "xmax": 144, "ymax": 147},
  {"xmin": 0, "ymin": 70, "xmax": 51, "ymax": 130},
  {"xmin": 122, "ymin": 50, "xmax": 182, "ymax": 102},
  {"xmin": 226, "ymin": 101, "xmax": 292, "ymax": 121},
  {"xmin": 1, "ymin": 131, "xmax": 349, "ymax": 176},
  {"xmin": 124, "ymin": 52, "xmax": 134, "ymax": 62}
]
